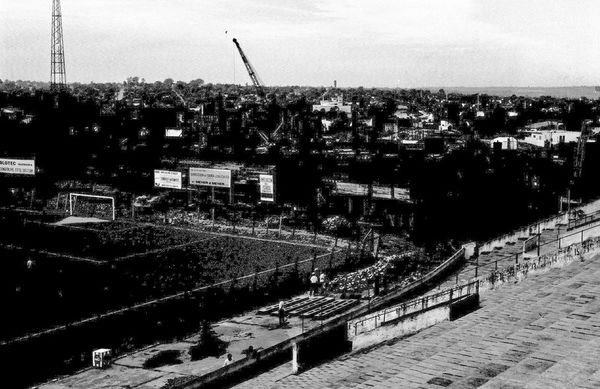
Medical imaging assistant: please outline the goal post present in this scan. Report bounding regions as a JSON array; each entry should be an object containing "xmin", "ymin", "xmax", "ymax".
[{"xmin": 69, "ymin": 193, "xmax": 116, "ymax": 221}]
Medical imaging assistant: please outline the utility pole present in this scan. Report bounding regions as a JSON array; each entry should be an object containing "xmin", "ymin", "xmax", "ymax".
[{"xmin": 51, "ymin": 0, "xmax": 67, "ymax": 90}]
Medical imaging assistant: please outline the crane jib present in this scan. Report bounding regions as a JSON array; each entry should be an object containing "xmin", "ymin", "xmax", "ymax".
[{"xmin": 232, "ymin": 38, "xmax": 265, "ymax": 97}]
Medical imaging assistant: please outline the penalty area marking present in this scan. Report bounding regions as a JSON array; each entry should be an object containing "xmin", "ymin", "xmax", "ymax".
[{"xmin": 0, "ymin": 243, "xmax": 104, "ymax": 265}]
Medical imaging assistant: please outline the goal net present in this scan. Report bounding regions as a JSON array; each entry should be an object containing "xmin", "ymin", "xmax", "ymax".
[{"xmin": 69, "ymin": 193, "xmax": 116, "ymax": 221}]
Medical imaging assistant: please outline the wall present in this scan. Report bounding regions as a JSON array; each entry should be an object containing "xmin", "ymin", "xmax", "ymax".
[
  {"xmin": 478, "ymin": 197, "xmax": 600, "ymax": 254},
  {"xmin": 350, "ymin": 304, "xmax": 450, "ymax": 351},
  {"xmin": 347, "ymin": 280, "xmax": 474, "ymax": 339},
  {"xmin": 474, "ymin": 235, "xmax": 600, "ymax": 295}
]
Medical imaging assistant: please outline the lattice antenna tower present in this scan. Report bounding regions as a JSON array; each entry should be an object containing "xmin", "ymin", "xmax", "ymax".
[{"xmin": 51, "ymin": 0, "xmax": 67, "ymax": 90}]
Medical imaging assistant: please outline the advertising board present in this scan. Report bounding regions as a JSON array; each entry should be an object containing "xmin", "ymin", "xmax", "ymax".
[
  {"xmin": 0, "ymin": 158, "xmax": 35, "ymax": 175},
  {"xmin": 259, "ymin": 174, "xmax": 275, "ymax": 202},
  {"xmin": 154, "ymin": 170, "xmax": 182, "ymax": 189},
  {"xmin": 189, "ymin": 167, "xmax": 231, "ymax": 188},
  {"xmin": 371, "ymin": 186, "xmax": 411, "ymax": 201},
  {"xmin": 372, "ymin": 185, "xmax": 392, "ymax": 199},
  {"xmin": 165, "ymin": 128, "xmax": 183, "ymax": 138},
  {"xmin": 334, "ymin": 182, "xmax": 369, "ymax": 196},
  {"xmin": 392, "ymin": 187, "xmax": 411, "ymax": 202}
]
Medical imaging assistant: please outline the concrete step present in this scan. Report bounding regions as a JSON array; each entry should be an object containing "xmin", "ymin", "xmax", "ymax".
[
  {"xmin": 313, "ymin": 299, "xmax": 360, "ymax": 320},
  {"xmin": 299, "ymin": 299, "xmax": 342, "ymax": 318},
  {"xmin": 257, "ymin": 296, "xmax": 308, "ymax": 315},
  {"xmin": 287, "ymin": 297, "xmax": 335, "ymax": 316},
  {"xmin": 275, "ymin": 296, "xmax": 328, "ymax": 316}
]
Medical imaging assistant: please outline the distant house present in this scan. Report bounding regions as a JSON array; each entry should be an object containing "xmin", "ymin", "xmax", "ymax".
[
  {"xmin": 491, "ymin": 136, "xmax": 518, "ymax": 150},
  {"xmin": 312, "ymin": 95, "xmax": 352, "ymax": 114},
  {"xmin": 438, "ymin": 120, "xmax": 453, "ymax": 132},
  {"xmin": 415, "ymin": 111, "xmax": 434, "ymax": 123},
  {"xmin": 394, "ymin": 105, "xmax": 409, "ymax": 119},
  {"xmin": 521, "ymin": 130, "xmax": 579, "ymax": 147},
  {"xmin": 384, "ymin": 120, "xmax": 399, "ymax": 135},
  {"xmin": 321, "ymin": 119, "xmax": 333, "ymax": 132},
  {"xmin": 360, "ymin": 118, "xmax": 374, "ymax": 127},
  {"xmin": 1, "ymin": 107, "xmax": 24, "ymax": 121}
]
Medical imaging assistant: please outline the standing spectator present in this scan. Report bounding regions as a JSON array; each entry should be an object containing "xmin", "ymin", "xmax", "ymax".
[
  {"xmin": 315, "ymin": 267, "xmax": 321, "ymax": 292},
  {"xmin": 223, "ymin": 353, "xmax": 233, "ymax": 367},
  {"xmin": 319, "ymin": 271, "xmax": 327, "ymax": 294},
  {"xmin": 278, "ymin": 300, "xmax": 286, "ymax": 326},
  {"xmin": 309, "ymin": 272, "xmax": 319, "ymax": 296}
]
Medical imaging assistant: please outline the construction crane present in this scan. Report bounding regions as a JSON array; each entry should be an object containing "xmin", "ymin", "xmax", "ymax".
[
  {"xmin": 232, "ymin": 38, "xmax": 265, "ymax": 97},
  {"xmin": 573, "ymin": 119, "xmax": 592, "ymax": 179}
]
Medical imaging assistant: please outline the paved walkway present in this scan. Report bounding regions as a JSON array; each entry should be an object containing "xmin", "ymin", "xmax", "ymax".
[
  {"xmin": 38, "ymin": 298, "xmax": 361, "ymax": 389},
  {"xmin": 235, "ymin": 251, "xmax": 600, "ymax": 388}
]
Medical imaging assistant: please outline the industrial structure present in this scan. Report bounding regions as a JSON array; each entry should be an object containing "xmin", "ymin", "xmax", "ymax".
[{"xmin": 50, "ymin": 0, "xmax": 66, "ymax": 90}]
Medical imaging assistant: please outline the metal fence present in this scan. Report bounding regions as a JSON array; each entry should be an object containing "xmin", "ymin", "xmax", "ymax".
[
  {"xmin": 539, "ymin": 220, "xmax": 600, "ymax": 252},
  {"xmin": 452, "ymin": 218, "xmax": 600, "ymax": 284},
  {"xmin": 568, "ymin": 209, "xmax": 600, "ymax": 230},
  {"xmin": 348, "ymin": 280, "xmax": 479, "ymax": 338}
]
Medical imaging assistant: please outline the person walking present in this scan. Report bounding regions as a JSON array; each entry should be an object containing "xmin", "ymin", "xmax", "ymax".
[
  {"xmin": 223, "ymin": 353, "xmax": 233, "ymax": 367},
  {"xmin": 278, "ymin": 300, "xmax": 286, "ymax": 326}
]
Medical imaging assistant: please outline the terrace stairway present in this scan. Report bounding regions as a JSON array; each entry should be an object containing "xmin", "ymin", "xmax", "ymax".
[{"xmin": 257, "ymin": 296, "xmax": 359, "ymax": 321}]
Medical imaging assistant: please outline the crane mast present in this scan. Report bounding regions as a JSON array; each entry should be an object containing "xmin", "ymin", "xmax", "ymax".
[{"xmin": 232, "ymin": 38, "xmax": 265, "ymax": 97}]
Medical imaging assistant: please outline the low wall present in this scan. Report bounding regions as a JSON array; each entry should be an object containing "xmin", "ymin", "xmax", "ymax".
[
  {"xmin": 473, "ymin": 235, "xmax": 600, "ymax": 295},
  {"xmin": 579, "ymin": 198, "xmax": 600, "ymax": 215},
  {"xmin": 479, "ymin": 197, "xmax": 600, "ymax": 254},
  {"xmin": 418, "ymin": 247, "xmax": 465, "ymax": 287},
  {"xmin": 479, "ymin": 214, "xmax": 563, "ymax": 254},
  {"xmin": 350, "ymin": 304, "xmax": 450, "ymax": 351},
  {"xmin": 347, "ymin": 280, "xmax": 476, "ymax": 339}
]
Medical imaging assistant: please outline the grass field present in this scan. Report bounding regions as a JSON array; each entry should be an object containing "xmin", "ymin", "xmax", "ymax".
[{"xmin": 1, "ymin": 217, "xmax": 328, "ymax": 341}]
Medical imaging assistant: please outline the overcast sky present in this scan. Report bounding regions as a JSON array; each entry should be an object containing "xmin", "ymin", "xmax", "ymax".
[{"xmin": 2, "ymin": 0, "xmax": 600, "ymax": 87}]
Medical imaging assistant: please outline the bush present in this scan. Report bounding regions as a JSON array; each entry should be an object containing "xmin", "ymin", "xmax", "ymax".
[
  {"xmin": 189, "ymin": 321, "xmax": 228, "ymax": 361},
  {"xmin": 142, "ymin": 349, "xmax": 182, "ymax": 369}
]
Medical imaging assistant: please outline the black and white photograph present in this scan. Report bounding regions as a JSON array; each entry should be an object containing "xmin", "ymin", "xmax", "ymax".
[{"xmin": 2, "ymin": 1, "xmax": 600, "ymax": 388}]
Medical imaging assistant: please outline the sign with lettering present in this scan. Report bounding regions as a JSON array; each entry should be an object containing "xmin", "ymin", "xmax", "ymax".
[
  {"xmin": 165, "ymin": 128, "xmax": 183, "ymax": 138},
  {"xmin": 189, "ymin": 168, "xmax": 231, "ymax": 188},
  {"xmin": 259, "ymin": 174, "xmax": 275, "ymax": 202},
  {"xmin": 154, "ymin": 170, "xmax": 182, "ymax": 189},
  {"xmin": 0, "ymin": 158, "xmax": 35, "ymax": 175},
  {"xmin": 334, "ymin": 182, "xmax": 369, "ymax": 196}
]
